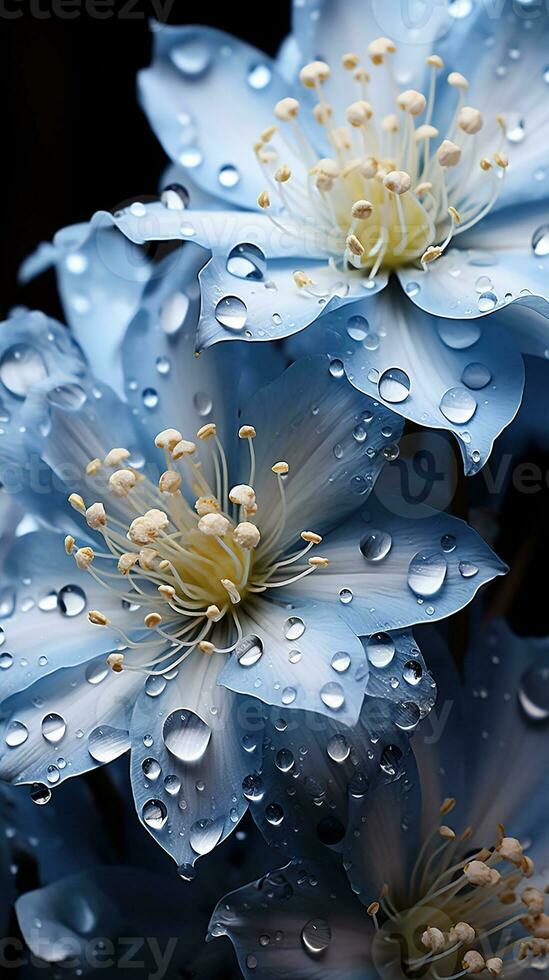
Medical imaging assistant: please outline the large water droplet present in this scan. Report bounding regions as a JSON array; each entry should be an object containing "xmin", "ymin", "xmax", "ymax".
[
  {"xmin": 5, "ymin": 720, "xmax": 29, "ymax": 747},
  {"xmin": 438, "ymin": 319, "xmax": 481, "ymax": 350},
  {"xmin": 380, "ymin": 743, "xmax": 403, "ymax": 776},
  {"xmin": 41, "ymin": 713, "xmax": 66, "ymax": 744},
  {"xmin": 218, "ymin": 164, "xmax": 240, "ymax": 188},
  {"xmin": 190, "ymin": 817, "xmax": 224, "ymax": 855},
  {"xmin": 478, "ymin": 291, "xmax": 498, "ymax": 313},
  {"xmin": 242, "ymin": 772, "xmax": 264, "ymax": 801},
  {"xmin": 215, "ymin": 296, "xmax": 247, "ymax": 332},
  {"xmin": 518, "ymin": 662, "xmax": 549, "ymax": 721},
  {"xmin": 366, "ymin": 633, "xmax": 395, "ymax": 668},
  {"xmin": 163, "ymin": 709, "xmax": 211, "ymax": 763},
  {"xmin": 439, "ymin": 387, "xmax": 477, "ymax": 425},
  {"xmin": 331, "ymin": 651, "xmax": 351, "ymax": 673},
  {"xmin": 226, "ymin": 243, "xmax": 266, "ymax": 281},
  {"xmin": 319, "ymin": 681, "xmax": 345, "ymax": 711},
  {"xmin": 0, "ymin": 344, "xmax": 47, "ymax": 398},
  {"xmin": 506, "ymin": 114, "xmax": 525, "ymax": 144},
  {"xmin": 160, "ymin": 292, "xmax": 189, "ymax": 335},
  {"xmin": 403, "ymin": 660, "xmax": 423, "ymax": 686},
  {"xmin": 248, "ymin": 62, "xmax": 272, "ymax": 89},
  {"xmin": 47, "ymin": 383, "xmax": 86, "ymax": 410},
  {"xmin": 461, "ymin": 363, "xmax": 492, "ymax": 390},
  {"xmin": 171, "ymin": 37, "xmax": 211, "ymax": 76},
  {"xmin": 57, "ymin": 584, "xmax": 86, "ymax": 617},
  {"xmin": 360, "ymin": 529, "xmax": 392, "ymax": 562},
  {"xmin": 88, "ymin": 725, "xmax": 130, "ymax": 763},
  {"xmin": 326, "ymin": 733, "xmax": 350, "ymax": 762},
  {"xmin": 301, "ymin": 919, "xmax": 332, "ymax": 956},
  {"xmin": 236, "ymin": 634, "xmax": 264, "ymax": 667},
  {"xmin": 378, "ymin": 368, "xmax": 411, "ymax": 404},
  {"xmin": 142, "ymin": 757, "xmax": 161, "ymax": 780},
  {"xmin": 346, "ymin": 314, "xmax": 369, "ymax": 341},
  {"xmin": 161, "ymin": 183, "xmax": 190, "ymax": 210},
  {"xmin": 408, "ymin": 551, "xmax": 447, "ymax": 597},
  {"xmin": 532, "ymin": 224, "xmax": 549, "ymax": 257},
  {"xmin": 395, "ymin": 701, "xmax": 421, "ymax": 730},
  {"xmin": 284, "ymin": 617, "xmax": 305, "ymax": 641},
  {"xmin": 142, "ymin": 798, "xmax": 167, "ymax": 830},
  {"xmin": 31, "ymin": 782, "xmax": 51, "ymax": 805},
  {"xmin": 265, "ymin": 803, "xmax": 284, "ymax": 826},
  {"xmin": 193, "ymin": 390, "xmax": 213, "ymax": 416},
  {"xmin": 275, "ymin": 748, "xmax": 294, "ymax": 772},
  {"xmin": 458, "ymin": 560, "xmax": 479, "ymax": 578}
]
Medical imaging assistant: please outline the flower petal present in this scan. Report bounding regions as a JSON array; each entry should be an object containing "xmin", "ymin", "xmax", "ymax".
[
  {"xmin": 138, "ymin": 25, "xmax": 307, "ymax": 210},
  {"xmin": 292, "ymin": 497, "xmax": 507, "ymax": 631},
  {"xmin": 298, "ymin": 283, "xmax": 525, "ymax": 474},
  {"xmin": 218, "ymin": 597, "xmax": 368, "ymax": 727},
  {"xmin": 129, "ymin": 652, "xmax": 262, "ymax": 868}
]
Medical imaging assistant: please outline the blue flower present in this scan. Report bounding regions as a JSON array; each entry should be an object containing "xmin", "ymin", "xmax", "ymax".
[
  {"xmin": 99, "ymin": 1, "xmax": 549, "ymax": 473},
  {"xmin": 0, "ymin": 221, "xmax": 503, "ymax": 868},
  {"xmin": 208, "ymin": 618, "xmax": 549, "ymax": 978}
]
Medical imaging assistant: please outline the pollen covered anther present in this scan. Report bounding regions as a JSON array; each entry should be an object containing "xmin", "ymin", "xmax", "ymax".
[
  {"xmin": 86, "ymin": 458, "xmax": 101, "ymax": 476},
  {"xmin": 64, "ymin": 535, "xmax": 75, "ymax": 555},
  {"xmin": 75, "ymin": 547, "xmax": 94, "ymax": 570},
  {"xmin": 103, "ymin": 448, "xmax": 130, "ymax": 468},
  {"xmin": 197, "ymin": 423, "xmax": 217, "ymax": 441},
  {"xmin": 144, "ymin": 612, "xmax": 162, "ymax": 629},
  {"xmin": 274, "ymin": 97, "xmax": 300, "ymax": 120},
  {"xmin": 299, "ymin": 60, "xmax": 330, "ymax": 88},
  {"xmin": 346, "ymin": 234, "xmax": 365, "ymax": 257},
  {"xmin": 198, "ymin": 513, "xmax": 231, "ymax": 537},
  {"xmin": 239, "ymin": 425, "xmax": 256, "ymax": 439},
  {"xmin": 308, "ymin": 556, "xmax": 329, "ymax": 567},
  {"xmin": 233, "ymin": 522, "xmax": 261, "ymax": 550},
  {"xmin": 229, "ymin": 484, "xmax": 256, "ymax": 508},
  {"xmin": 109, "ymin": 469, "xmax": 137, "ymax": 496},
  {"xmin": 301, "ymin": 531, "xmax": 322, "ymax": 544},
  {"xmin": 155, "ymin": 428, "xmax": 183, "ymax": 452},
  {"xmin": 462, "ymin": 951, "xmax": 485, "ymax": 974},
  {"xmin": 458, "ymin": 106, "xmax": 483, "ymax": 135},
  {"xmin": 383, "ymin": 170, "xmax": 411, "ymax": 195},
  {"xmin": 159, "ymin": 471, "xmax": 182, "ymax": 494},
  {"xmin": 172, "ymin": 439, "xmax": 196, "ymax": 459},
  {"xmin": 88, "ymin": 610, "xmax": 109, "ymax": 626},
  {"xmin": 86, "ymin": 502, "xmax": 107, "ymax": 529},
  {"xmin": 421, "ymin": 927, "xmax": 445, "ymax": 953},
  {"xmin": 107, "ymin": 653, "xmax": 124, "ymax": 672},
  {"xmin": 272, "ymin": 462, "xmax": 289, "ymax": 475},
  {"xmin": 195, "ymin": 496, "xmax": 221, "ymax": 517},
  {"xmin": 397, "ymin": 90, "xmax": 426, "ymax": 116},
  {"xmin": 437, "ymin": 139, "xmax": 462, "ymax": 168}
]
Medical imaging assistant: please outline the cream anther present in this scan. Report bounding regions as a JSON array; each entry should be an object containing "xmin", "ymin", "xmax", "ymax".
[
  {"xmin": 464, "ymin": 860, "xmax": 501, "ymax": 887},
  {"xmin": 195, "ymin": 496, "xmax": 220, "ymax": 517},
  {"xmin": 158, "ymin": 584, "xmax": 176, "ymax": 600},
  {"xmin": 107, "ymin": 653, "xmax": 124, "ymax": 672},
  {"xmin": 294, "ymin": 271, "xmax": 314, "ymax": 288},
  {"xmin": 229, "ymin": 484, "xmax": 256, "ymax": 508},
  {"xmin": 89, "ymin": 610, "xmax": 109, "ymax": 626},
  {"xmin": 458, "ymin": 106, "xmax": 483, "ymax": 135},
  {"xmin": 439, "ymin": 825, "xmax": 455, "ymax": 839},
  {"xmin": 261, "ymin": 125, "xmax": 277, "ymax": 143},
  {"xmin": 522, "ymin": 887, "xmax": 545, "ymax": 915},
  {"xmin": 449, "ymin": 922, "xmax": 476, "ymax": 945},
  {"xmin": 440, "ymin": 798, "xmax": 456, "ymax": 814},
  {"xmin": 437, "ymin": 138, "xmax": 462, "ymax": 167},
  {"xmin": 172, "ymin": 439, "xmax": 196, "ymax": 459},
  {"xmin": 463, "ymin": 951, "xmax": 485, "ymax": 974},
  {"xmin": 497, "ymin": 836, "xmax": 523, "ymax": 864},
  {"xmin": 258, "ymin": 191, "xmax": 271, "ymax": 209},
  {"xmin": 118, "ymin": 552, "xmax": 138, "ymax": 575},
  {"xmin": 422, "ymin": 245, "xmax": 443, "ymax": 265},
  {"xmin": 301, "ymin": 531, "xmax": 322, "ymax": 543},
  {"xmin": 139, "ymin": 548, "xmax": 157, "ymax": 570},
  {"xmin": 421, "ymin": 927, "xmax": 445, "ymax": 953},
  {"xmin": 448, "ymin": 71, "xmax": 468, "ymax": 89},
  {"xmin": 427, "ymin": 54, "xmax": 444, "ymax": 68},
  {"xmin": 494, "ymin": 152, "xmax": 508, "ymax": 169},
  {"xmin": 313, "ymin": 103, "xmax": 333, "ymax": 125},
  {"xmin": 86, "ymin": 502, "xmax": 107, "ymax": 529},
  {"xmin": 128, "ymin": 509, "xmax": 169, "ymax": 545},
  {"xmin": 233, "ymin": 522, "xmax": 261, "ymax": 550},
  {"xmin": 367, "ymin": 902, "xmax": 380, "ymax": 916},
  {"xmin": 351, "ymin": 199, "xmax": 374, "ymax": 219},
  {"xmin": 382, "ymin": 114, "xmax": 399, "ymax": 133},
  {"xmin": 415, "ymin": 181, "xmax": 433, "ymax": 196},
  {"xmin": 275, "ymin": 164, "xmax": 292, "ymax": 183},
  {"xmin": 345, "ymin": 100, "xmax": 373, "ymax": 127},
  {"xmin": 197, "ymin": 423, "xmax": 217, "ymax": 440},
  {"xmin": 532, "ymin": 914, "xmax": 549, "ymax": 939},
  {"xmin": 448, "ymin": 206, "xmax": 461, "ymax": 224},
  {"xmin": 69, "ymin": 493, "xmax": 86, "ymax": 512},
  {"xmin": 274, "ymin": 97, "xmax": 300, "ymax": 121},
  {"xmin": 346, "ymin": 234, "xmax": 365, "ymax": 257},
  {"xmin": 86, "ymin": 458, "xmax": 101, "ymax": 476},
  {"xmin": 198, "ymin": 513, "xmax": 230, "ymax": 537},
  {"xmin": 155, "ymin": 428, "xmax": 182, "ymax": 452},
  {"xmin": 104, "ymin": 448, "xmax": 130, "ymax": 467},
  {"xmin": 159, "ymin": 471, "xmax": 182, "ymax": 494},
  {"xmin": 397, "ymin": 90, "xmax": 426, "ymax": 116},
  {"xmin": 206, "ymin": 605, "xmax": 222, "ymax": 621},
  {"xmin": 144, "ymin": 612, "xmax": 162, "ymax": 629},
  {"xmin": 368, "ymin": 37, "xmax": 396, "ymax": 65},
  {"xmin": 486, "ymin": 958, "xmax": 503, "ymax": 976},
  {"xmin": 354, "ymin": 67, "xmax": 370, "ymax": 83},
  {"xmin": 299, "ymin": 60, "xmax": 331, "ymax": 88},
  {"xmin": 342, "ymin": 52, "xmax": 359, "ymax": 70},
  {"xmin": 315, "ymin": 157, "xmax": 339, "ymax": 178},
  {"xmin": 383, "ymin": 170, "xmax": 411, "ymax": 194},
  {"xmin": 272, "ymin": 462, "xmax": 289, "ymax": 475},
  {"xmin": 308, "ymin": 556, "xmax": 329, "ymax": 567},
  {"xmin": 480, "ymin": 157, "xmax": 492, "ymax": 171},
  {"xmin": 109, "ymin": 469, "xmax": 137, "ymax": 497},
  {"xmin": 64, "ymin": 535, "xmax": 75, "ymax": 555},
  {"xmin": 199, "ymin": 641, "xmax": 215, "ymax": 654},
  {"xmin": 75, "ymin": 546, "xmax": 94, "ymax": 570},
  {"xmin": 416, "ymin": 124, "xmax": 439, "ymax": 141},
  {"xmin": 239, "ymin": 425, "xmax": 256, "ymax": 439},
  {"xmin": 221, "ymin": 579, "xmax": 241, "ymax": 604}
]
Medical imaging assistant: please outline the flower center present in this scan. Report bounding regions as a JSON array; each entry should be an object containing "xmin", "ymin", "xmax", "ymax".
[
  {"xmin": 369, "ymin": 798, "xmax": 548, "ymax": 979},
  {"xmin": 66, "ymin": 424, "xmax": 327, "ymax": 676},
  {"xmin": 256, "ymin": 38, "xmax": 509, "ymax": 281}
]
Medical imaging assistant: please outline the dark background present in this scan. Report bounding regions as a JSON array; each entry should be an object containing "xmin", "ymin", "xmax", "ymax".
[{"xmin": 1, "ymin": 0, "xmax": 289, "ymax": 320}]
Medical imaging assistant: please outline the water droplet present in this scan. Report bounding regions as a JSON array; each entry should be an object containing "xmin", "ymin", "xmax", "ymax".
[
  {"xmin": 360, "ymin": 528, "xmax": 392, "ymax": 562},
  {"xmin": 145, "ymin": 675, "xmax": 167, "ymax": 698},
  {"xmin": 236, "ymin": 634, "xmax": 264, "ymax": 667},
  {"xmin": 142, "ymin": 798, "xmax": 167, "ymax": 830},
  {"xmin": 440, "ymin": 534, "xmax": 456, "ymax": 553},
  {"xmin": 329, "ymin": 358, "xmax": 345, "ymax": 378},
  {"xmin": 283, "ymin": 617, "xmax": 305, "ymax": 641},
  {"xmin": 226, "ymin": 243, "xmax": 266, "ymax": 280},
  {"xmin": 85, "ymin": 661, "xmax": 108, "ymax": 685},
  {"xmin": 319, "ymin": 681, "xmax": 345, "ymax": 711},
  {"xmin": 395, "ymin": 701, "xmax": 421, "ymax": 730},
  {"xmin": 164, "ymin": 774, "xmax": 181, "ymax": 796},
  {"xmin": 403, "ymin": 660, "xmax": 423, "ymax": 686},
  {"xmin": 478, "ymin": 291, "xmax": 498, "ymax": 313},
  {"xmin": 215, "ymin": 295, "xmax": 247, "ymax": 332},
  {"xmin": 408, "ymin": 552, "xmax": 447, "ymax": 597},
  {"xmin": 461, "ymin": 362, "xmax": 492, "ymax": 390},
  {"xmin": 46, "ymin": 764, "xmax": 60, "ymax": 784},
  {"xmin": 163, "ymin": 709, "xmax": 211, "ymax": 763},
  {"xmin": 458, "ymin": 560, "xmax": 479, "ymax": 578},
  {"xmin": 193, "ymin": 390, "xmax": 213, "ymax": 416},
  {"xmin": 364, "ymin": 332, "xmax": 380, "ymax": 351},
  {"xmin": 301, "ymin": 919, "xmax": 332, "ymax": 956},
  {"xmin": 506, "ymin": 115, "xmax": 525, "ymax": 144},
  {"xmin": 380, "ymin": 743, "xmax": 403, "ymax": 776},
  {"xmin": 518, "ymin": 662, "xmax": 549, "ymax": 721},
  {"xmin": 0, "ymin": 652, "xmax": 13, "ymax": 670},
  {"xmin": 281, "ymin": 686, "xmax": 297, "ymax": 705},
  {"xmin": 177, "ymin": 863, "xmax": 197, "ymax": 882},
  {"xmin": 156, "ymin": 356, "xmax": 171, "ymax": 376},
  {"xmin": 326, "ymin": 733, "xmax": 350, "ymax": 763},
  {"xmin": 142, "ymin": 757, "xmax": 161, "ymax": 780},
  {"xmin": 5, "ymin": 720, "xmax": 29, "ymax": 747},
  {"xmin": 366, "ymin": 633, "xmax": 395, "ymax": 668},
  {"xmin": 190, "ymin": 816, "xmax": 224, "ymax": 855},
  {"xmin": 331, "ymin": 651, "xmax": 351, "ymax": 673},
  {"xmin": 38, "ymin": 591, "xmax": 58, "ymax": 612},
  {"xmin": 57, "ymin": 584, "xmax": 86, "ymax": 617},
  {"xmin": 160, "ymin": 293, "xmax": 189, "ymax": 335},
  {"xmin": 242, "ymin": 772, "xmax": 264, "ymax": 801},
  {"xmin": 171, "ymin": 37, "xmax": 211, "ymax": 76},
  {"xmin": 88, "ymin": 725, "xmax": 130, "ymax": 763},
  {"xmin": 438, "ymin": 319, "xmax": 481, "ymax": 350},
  {"xmin": 0, "ymin": 344, "xmax": 47, "ymax": 398},
  {"xmin": 161, "ymin": 183, "xmax": 190, "ymax": 210},
  {"xmin": 288, "ymin": 649, "xmax": 302, "ymax": 664},
  {"xmin": 339, "ymin": 588, "xmax": 353, "ymax": 604},
  {"xmin": 218, "ymin": 164, "xmax": 240, "ymax": 188},
  {"xmin": 248, "ymin": 62, "xmax": 272, "ymax": 89},
  {"xmin": 346, "ymin": 314, "xmax": 369, "ymax": 341},
  {"xmin": 405, "ymin": 281, "xmax": 420, "ymax": 297},
  {"xmin": 130, "ymin": 201, "xmax": 147, "ymax": 217},
  {"xmin": 378, "ymin": 367, "xmax": 411, "ymax": 404},
  {"xmin": 532, "ymin": 224, "xmax": 549, "ymax": 257},
  {"xmin": 30, "ymin": 783, "xmax": 51, "ymax": 805},
  {"xmin": 275, "ymin": 748, "xmax": 294, "ymax": 772},
  {"xmin": 47, "ymin": 383, "xmax": 86, "ymax": 410},
  {"xmin": 265, "ymin": 803, "xmax": 284, "ymax": 826},
  {"xmin": 544, "ymin": 65, "xmax": 549, "ymax": 85},
  {"xmin": 439, "ymin": 387, "xmax": 477, "ymax": 425},
  {"xmin": 142, "ymin": 387, "xmax": 159, "ymax": 410},
  {"xmin": 41, "ymin": 713, "xmax": 66, "ymax": 744}
]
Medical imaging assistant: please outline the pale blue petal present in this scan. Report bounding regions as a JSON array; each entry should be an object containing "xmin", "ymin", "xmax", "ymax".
[
  {"xmin": 236, "ymin": 355, "xmax": 403, "ymax": 552},
  {"xmin": 299, "ymin": 284, "xmax": 525, "ymax": 474},
  {"xmin": 362, "ymin": 628, "xmax": 436, "ymax": 720},
  {"xmin": 218, "ymin": 598, "xmax": 368, "ymax": 727},
  {"xmin": 129, "ymin": 652, "xmax": 261, "ymax": 868},
  {"xmin": 208, "ymin": 859, "xmax": 373, "ymax": 980},
  {"xmin": 292, "ymin": 497, "xmax": 507, "ymax": 630},
  {"xmin": 138, "ymin": 24, "xmax": 307, "ymax": 210}
]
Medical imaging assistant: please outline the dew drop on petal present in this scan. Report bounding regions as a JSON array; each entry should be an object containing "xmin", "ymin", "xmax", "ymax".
[
  {"xmin": 265, "ymin": 803, "xmax": 284, "ymax": 826},
  {"xmin": 145, "ymin": 675, "xmax": 167, "ymax": 697},
  {"xmin": 346, "ymin": 314, "xmax": 369, "ymax": 341},
  {"xmin": 283, "ymin": 617, "xmax": 305, "ymax": 641},
  {"xmin": 215, "ymin": 296, "xmax": 247, "ymax": 332},
  {"xmin": 532, "ymin": 224, "xmax": 549, "ymax": 257},
  {"xmin": 458, "ymin": 560, "xmax": 479, "ymax": 578},
  {"xmin": 5, "ymin": 720, "xmax": 28, "ymax": 747},
  {"xmin": 161, "ymin": 183, "xmax": 190, "ymax": 210},
  {"xmin": 366, "ymin": 633, "xmax": 395, "ymax": 668},
  {"xmin": 478, "ymin": 291, "xmax": 498, "ymax": 313},
  {"xmin": 0, "ymin": 344, "xmax": 48, "ymax": 398},
  {"xmin": 163, "ymin": 709, "xmax": 211, "ymax": 764},
  {"xmin": 142, "ymin": 798, "xmax": 167, "ymax": 830},
  {"xmin": 378, "ymin": 368, "xmax": 411, "ymax": 404},
  {"xmin": 331, "ymin": 651, "xmax": 351, "ymax": 673},
  {"xmin": 31, "ymin": 783, "xmax": 51, "ymax": 806},
  {"xmin": 170, "ymin": 38, "xmax": 211, "ymax": 76},
  {"xmin": 326, "ymin": 733, "xmax": 350, "ymax": 762},
  {"xmin": 407, "ymin": 552, "xmax": 447, "ymax": 597},
  {"xmin": 248, "ymin": 62, "xmax": 272, "ymax": 89},
  {"xmin": 339, "ymin": 588, "xmax": 353, "ymax": 604},
  {"xmin": 441, "ymin": 534, "xmax": 456, "ymax": 553},
  {"xmin": 281, "ymin": 686, "xmax": 297, "ymax": 705},
  {"xmin": 190, "ymin": 817, "xmax": 224, "ymax": 855},
  {"xmin": 237, "ymin": 634, "xmax": 264, "ymax": 667},
  {"xmin": 57, "ymin": 585, "xmax": 86, "ymax": 617},
  {"xmin": 87, "ymin": 725, "xmax": 131, "ymax": 763},
  {"xmin": 0, "ymin": 653, "xmax": 13, "ymax": 670},
  {"xmin": 226, "ymin": 243, "xmax": 266, "ymax": 281},
  {"xmin": 41, "ymin": 713, "xmax": 66, "ymax": 744},
  {"xmin": 439, "ymin": 387, "xmax": 477, "ymax": 425},
  {"xmin": 142, "ymin": 757, "xmax": 161, "ymax": 780},
  {"xmin": 360, "ymin": 529, "xmax": 392, "ymax": 562},
  {"xmin": 395, "ymin": 700, "xmax": 421, "ymax": 731},
  {"xmin": 301, "ymin": 919, "xmax": 332, "ymax": 956},
  {"xmin": 218, "ymin": 164, "xmax": 240, "ymax": 188},
  {"xmin": 518, "ymin": 662, "xmax": 549, "ymax": 721},
  {"xmin": 319, "ymin": 681, "xmax": 345, "ymax": 710},
  {"xmin": 461, "ymin": 362, "xmax": 492, "ymax": 390},
  {"xmin": 403, "ymin": 659, "xmax": 423, "ymax": 686},
  {"xmin": 329, "ymin": 358, "xmax": 345, "ymax": 378}
]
